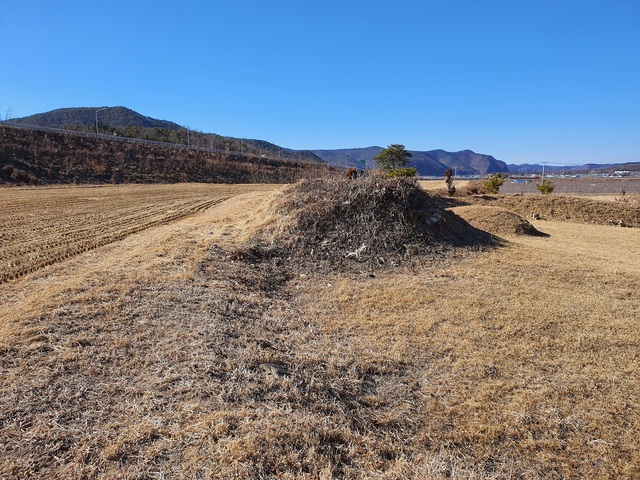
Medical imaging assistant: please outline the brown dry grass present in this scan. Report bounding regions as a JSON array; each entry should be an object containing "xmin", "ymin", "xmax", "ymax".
[
  {"xmin": 0, "ymin": 182, "xmax": 639, "ymax": 478},
  {"xmin": 300, "ymin": 223, "xmax": 640, "ymax": 478}
]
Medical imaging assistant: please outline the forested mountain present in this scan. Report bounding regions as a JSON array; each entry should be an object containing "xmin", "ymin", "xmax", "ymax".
[
  {"xmin": 7, "ymin": 107, "xmax": 509, "ymax": 174},
  {"xmin": 310, "ymin": 147, "xmax": 384, "ymax": 169},
  {"xmin": 9, "ymin": 107, "xmax": 510, "ymax": 175},
  {"xmin": 425, "ymin": 149, "xmax": 507, "ymax": 176}
]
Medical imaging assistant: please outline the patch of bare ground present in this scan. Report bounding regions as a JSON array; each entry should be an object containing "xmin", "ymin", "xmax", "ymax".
[
  {"xmin": 0, "ymin": 183, "xmax": 639, "ymax": 478},
  {"xmin": 419, "ymin": 179, "xmax": 471, "ymax": 192}
]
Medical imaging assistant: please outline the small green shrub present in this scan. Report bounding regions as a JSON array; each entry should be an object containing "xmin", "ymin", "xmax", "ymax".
[
  {"xmin": 536, "ymin": 179, "xmax": 555, "ymax": 194},
  {"xmin": 387, "ymin": 167, "xmax": 417, "ymax": 177},
  {"xmin": 482, "ymin": 173, "xmax": 505, "ymax": 194}
]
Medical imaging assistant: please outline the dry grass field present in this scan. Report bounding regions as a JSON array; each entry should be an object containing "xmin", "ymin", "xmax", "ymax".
[{"xmin": 0, "ymin": 182, "xmax": 639, "ymax": 479}]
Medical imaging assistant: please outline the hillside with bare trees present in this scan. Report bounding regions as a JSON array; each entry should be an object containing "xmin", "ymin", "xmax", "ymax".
[{"xmin": 0, "ymin": 124, "xmax": 332, "ymax": 185}]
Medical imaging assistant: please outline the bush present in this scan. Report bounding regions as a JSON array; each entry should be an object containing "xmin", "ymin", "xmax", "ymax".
[
  {"xmin": 536, "ymin": 179, "xmax": 555, "ymax": 194},
  {"xmin": 482, "ymin": 173, "xmax": 505, "ymax": 194},
  {"xmin": 387, "ymin": 167, "xmax": 417, "ymax": 177}
]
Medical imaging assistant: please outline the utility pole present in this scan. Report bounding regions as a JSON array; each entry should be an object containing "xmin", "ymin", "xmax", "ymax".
[
  {"xmin": 183, "ymin": 125, "xmax": 196, "ymax": 147},
  {"xmin": 541, "ymin": 162, "xmax": 548, "ymax": 182},
  {"xmin": 95, "ymin": 107, "xmax": 107, "ymax": 136}
]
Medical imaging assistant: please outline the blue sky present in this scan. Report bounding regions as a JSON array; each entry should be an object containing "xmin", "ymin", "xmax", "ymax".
[{"xmin": 1, "ymin": 0, "xmax": 638, "ymax": 165}]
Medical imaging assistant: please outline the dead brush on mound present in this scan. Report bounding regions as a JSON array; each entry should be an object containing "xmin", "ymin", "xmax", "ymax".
[{"xmin": 238, "ymin": 175, "xmax": 495, "ymax": 268}]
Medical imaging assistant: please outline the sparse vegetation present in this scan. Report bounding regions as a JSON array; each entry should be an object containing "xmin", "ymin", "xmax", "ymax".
[
  {"xmin": 445, "ymin": 168, "xmax": 456, "ymax": 196},
  {"xmin": 458, "ymin": 193, "xmax": 640, "ymax": 228}
]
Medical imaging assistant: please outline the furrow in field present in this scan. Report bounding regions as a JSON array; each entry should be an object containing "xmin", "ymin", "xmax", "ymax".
[{"xmin": 0, "ymin": 191, "xmax": 232, "ymax": 284}]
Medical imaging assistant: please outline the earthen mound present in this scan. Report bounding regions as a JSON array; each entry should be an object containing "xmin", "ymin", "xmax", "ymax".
[
  {"xmin": 244, "ymin": 175, "xmax": 494, "ymax": 266},
  {"xmin": 450, "ymin": 205, "xmax": 548, "ymax": 237}
]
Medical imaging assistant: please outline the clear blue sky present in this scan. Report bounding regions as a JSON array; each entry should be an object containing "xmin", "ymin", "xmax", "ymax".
[{"xmin": 1, "ymin": 0, "xmax": 638, "ymax": 165}]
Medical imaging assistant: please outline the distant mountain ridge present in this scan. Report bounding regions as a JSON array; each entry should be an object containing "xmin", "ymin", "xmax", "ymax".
[
  {"xmin": 312, "ymin": 147, "xmax": 508, "ymax": 176},
  {"xmin": 11, "ymin": 106, "xmax": 635, "ymax": 176},
  {"xmin": 7, "ymin": 107, "xmax": 506, "ymax": 175}
]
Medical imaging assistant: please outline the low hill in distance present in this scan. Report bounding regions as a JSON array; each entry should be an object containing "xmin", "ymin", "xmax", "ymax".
[{"xmin": 7, "ymin": 107, "xmax": 508, "ymax": 176}]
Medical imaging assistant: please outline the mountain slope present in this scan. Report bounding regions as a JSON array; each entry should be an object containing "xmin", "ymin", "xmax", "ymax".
[
  {"xmin": 407, "ymin": 151, "xmax": 452, "ymax": 176},
  {"xmin": 8, "ymin": 107, "xmax": 506, "ymax": 173},
  {"xmin": 310, "ymin": 147, "xmax": 384, "ymax": 169}
]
